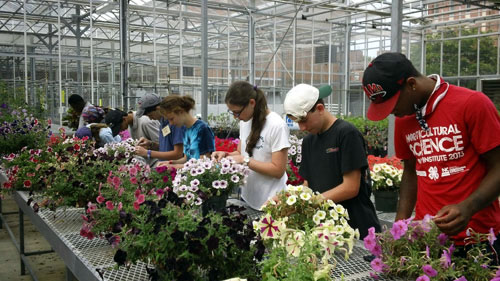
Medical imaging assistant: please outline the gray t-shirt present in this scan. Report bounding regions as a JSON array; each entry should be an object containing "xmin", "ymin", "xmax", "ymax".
[{"xmin": 299, "ymin": 119, "xmax": 381, "ymax": 239}]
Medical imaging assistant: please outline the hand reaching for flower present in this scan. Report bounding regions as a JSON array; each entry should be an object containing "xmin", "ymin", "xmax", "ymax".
[
  {"xmin": 137, "ymin": 137, "xmax": 150, "ymax": 148},
  {"xmin": 433, "ymin": 203, "xmax": 472, "ymax": 235},
  {"xmin": 135, "ymin": 145, "xmax": 147, "ymax": 157},
  {"xmin": 211, "ymin": 151, "xmax": 227, "ymax": 161},
  {"xmin": 228, "ymin": 154, "xmax": 244, "ymax": 164}
]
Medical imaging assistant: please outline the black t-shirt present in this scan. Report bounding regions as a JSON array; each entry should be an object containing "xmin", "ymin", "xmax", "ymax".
[{"xmin": 299, "ymin": 119, "xmax": 381, "ymax": 239}]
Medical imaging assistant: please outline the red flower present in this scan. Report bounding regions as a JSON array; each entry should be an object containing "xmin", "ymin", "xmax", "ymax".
[
  {"xmin": 96, "ymin": 195, "xmax": 106, "ymax": 204},
  {"xmin": 105, "ymin": 201, "xmax": 114, "ymax": 210},
  {"xmin": 73, "ymin": 143, "xmax": 81, "ymax": 151},
  {"xmin": 23, "ymin": 180, "xmax": 32, "ymax": 188}
]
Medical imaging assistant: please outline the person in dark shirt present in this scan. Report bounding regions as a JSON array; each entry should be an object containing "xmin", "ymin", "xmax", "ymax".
[{"xmin": 283, "ymin": 84, "xmax": 381, "ymax": 239}]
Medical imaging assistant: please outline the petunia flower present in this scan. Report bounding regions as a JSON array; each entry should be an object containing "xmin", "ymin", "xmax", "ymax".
[
  {"xmin": 370, "ymin": 258, "xmax": 387, "ymax": 273},
  {"xmin": 437, "ymin": 233, "xmax": 448, "ymax": 245},
  {"xmin": 257, "ymin": 214, "xmax": 282, "ymax": 239},
  {"xmin": 286, "ymin": 195, "xmax": 297, "ymax": 205},
  {"xmin": 416, "ymin": 275, "xmax": 430, "ymax": 281},
  {"xmin": 96, "ymin": 195, "xmax": 106, "ymax": 204},
  {"xmin": 105, "ymin": 201, "xmax": 114, "ymax": 210},
  {"xmin": 390, "ymin": 220, "xmax": 408, "ymax": 240},
  {"xmin": 422, "ymin": 265, "xmax": 437, "ymax": 277}
]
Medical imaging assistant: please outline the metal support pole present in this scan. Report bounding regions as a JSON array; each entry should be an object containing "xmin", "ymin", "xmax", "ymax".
[
  {"xmin": 120, "ymin": 0, "xmax": 129, "ymax": 109},
  {"xmin": 388, "ymin": 0, "xmax": 403, "ymax": 157},
  {"xmin": 292, "ymin": 17, "xmax": 296, "ymax": 86},
  {"xmin": 248, "ymin": 2, "xmax": 255, "ymax": 85},
  {"xmin": 23, "ymin": 0, "xmax": 28, "ymax": 104},
  {"xmin": 343, "ymin": 24, "xmax": 351, "ymax": 116},
  {"xmin": 19, "ymin": 208, "xmax": 25, "ymax": 275},
  {"xmin": 0, "ymin": 198, "xmax": 3, "ymax": 229},
  {"xmin": 201, "ymin": 0, "xmax": 208, "ymax": 121},
  {"xmin": 90, "ymin": 0, "xmax": 94, "ymax": 104},
  {"xmin": 76, "ymin": 5, "xmax": 82, "ymax": 98},
  {"xmin": 58, "ymin": 0, "xmax": 63, "ymax": 126}
]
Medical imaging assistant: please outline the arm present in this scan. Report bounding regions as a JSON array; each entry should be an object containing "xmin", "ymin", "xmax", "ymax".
[
  {"xmin": 135, "ymin": 144, "xmax": 183, "ymax": 161},
  {"xmin": 434, "ymin": 146, "xmax": 500, "ymax": 235},
  {"xmin": 212, "ymin": 141, "xmax": 241, "ymax": 160},
  {"xmin": 321, "ymin": 169, "xmax": 361, "ymax": 202},
  {"xmin": 143, "ymin": 119, "xmax": 160, "ymax": 143},
  {"xmin": 395, "ymin": 158, "xmax": 418, "ymax": 221},
  {"xmin": 232, "ymin": 148, "xmax": 288, "ymax": 179}
]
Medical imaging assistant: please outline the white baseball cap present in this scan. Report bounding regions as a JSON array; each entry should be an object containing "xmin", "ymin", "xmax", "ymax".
[{"xmin": 284, "ymin": 84, "xmax": 332, "ymax": 120}]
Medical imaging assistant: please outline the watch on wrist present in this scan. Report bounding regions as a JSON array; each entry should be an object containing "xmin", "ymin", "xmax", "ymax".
[{"xmin": 243, "ymin": 155, "xmax": 250, "ymax": 165}]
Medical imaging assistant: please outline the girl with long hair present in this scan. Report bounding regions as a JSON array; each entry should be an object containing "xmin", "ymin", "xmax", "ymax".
[
  {"xmin": 156, "ymin": 95, "xmax": 215, "ymax": 167},
  {"xmin": 212, "ymin": 81, "xmax": 290, "ymax": 210}
]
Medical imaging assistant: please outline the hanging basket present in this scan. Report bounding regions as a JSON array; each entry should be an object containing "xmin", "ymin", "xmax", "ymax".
[{"xmin": 373, "ymin": 190, "xmax": 398, "ymax": 212}]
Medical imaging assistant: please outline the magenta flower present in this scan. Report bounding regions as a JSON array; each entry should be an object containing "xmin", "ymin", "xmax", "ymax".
[
  {"xmin": 440, "ymin": 249, "xmax": 451, "ymax": 269},
  {"xmin": 437, "ymin": 233, "xmax": 448, "ymax": 245},
  {"xmin": 156, "ymin": 189, "xmax": 165, "ymax": 197},
  {"xmin": 454, "ymin": 277, "xmax": 467, "ymax": 281},
  {"xmin": 133, "ymin": 201, "xmax": 140, "ymax": 211},
  {"xmin": 129, "ymin": 176, "xmax": 138, "ymax": 184},
  {"xmin": 96, "ymin": 195, "xmax": 106, "ymax": 204},
  {"xmin": 129, "ymin": 166, "xmax": 138, "ymax": 177},
  {"xmin": 390, "ymin": 220, "xmax": 408, "ymax": 240},
  {"xmin": 118, "ymin": 202, "xmax": 123, "ymax": 210},
  {"xmin": 105, "ymin": 201, "xmax": 114, "ymax": 210},
  {"xmin": 416, "ymin": 275, "xmax": 430, "ymax": 281},
  {"xmin": 364, "ymin": 235, "xmax": 376, "ymax": 251},
  {"xmin": 136, "ymin": 194, "xmax": 145, "ymax": 204},
  {"xmin": 112, "ymin": 176, "xmax": 121, "ymax": 189},
  {"xmin": 425, "ymin": 245, "xmax": 430, "ymax": 258},
  {"xmin": 163, "ymin": 175, "xmax": 169, "ymax": 183},
  {"xmin": 371, "ymin": 243, "xmax": 382, "ymax": 257},
  {"xmin": 23, "ymin": 180, "xmax": 32, "ymax": 188},
  {"xmin": 488, "ymin": 228, "xmax": 497, "ymax": 245},
  {"xmin": 495, "ymin": 268, "xmax": 500, "ymax": 277},
  {"xmin": 370, "ymin": 258, "xmax": 386, "ymax": 273},
  {"xmin": 422, "ymin": 265, "xmax": 437, "ymax": 277},
  {"xmin": 369, "ymin": 272, "xmax": 379, "ymax": 280}
]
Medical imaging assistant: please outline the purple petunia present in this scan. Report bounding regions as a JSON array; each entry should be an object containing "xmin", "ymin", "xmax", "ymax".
[
  {"xmin": 370, "ymin": 258, "xmax": 387, "ymax": 273},
  {"xmin": 416, "ymin": 275, "xmax": 430, "ymax": 281},
  {"xmin": 454, "ymin": 277, "xmax": 467, "ymax": 281},
  {"xmin": 390, "ymin": 220, "xmax": 408, "ymax": 240},
  {"xmin": 422, "ymin": 265, "xmax": 437, "ymax": 277},
  {"xmin": 437, "ymin": 233, "xmax": 448, "ymax": 245}
]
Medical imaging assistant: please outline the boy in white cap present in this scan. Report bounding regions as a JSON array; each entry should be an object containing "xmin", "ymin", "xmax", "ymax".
[{"xmin": 284, "ymin": 84, "xmax": 380, "ymax": 239}]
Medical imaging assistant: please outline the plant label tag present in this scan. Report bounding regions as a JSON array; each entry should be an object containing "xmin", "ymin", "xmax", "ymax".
[{"xmin": 162, "ymin": 125, "xmax": 171, "ymax": 136}]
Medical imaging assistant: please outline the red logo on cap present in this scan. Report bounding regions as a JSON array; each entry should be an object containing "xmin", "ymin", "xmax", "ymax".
[{"xmin": 363, "ymin": 83, "xmax": 386, "ymax": 103}]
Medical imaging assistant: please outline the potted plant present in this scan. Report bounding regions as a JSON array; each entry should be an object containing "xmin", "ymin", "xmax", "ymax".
[
  {"xmin": 256, "ymin": 185, "xmax": 359, "ymax": 280},
  {"xmin": 369, "ymin": 159, "xmax": 402, "ymax": 212},
  {"xmin": 172, "ymin": 157, "xmax": 248, "ymax": 214},
  {"xmin": 363, "ymin": 216, "xmax": 500, "ymax": 280}
]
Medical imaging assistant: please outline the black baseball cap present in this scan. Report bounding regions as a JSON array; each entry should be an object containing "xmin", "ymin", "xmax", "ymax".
[
  {"xmin": 105, "ymin": 109, "xmax": 127, "ymax": 137},
  {"xmin": 362, "ymin": 52, "xmax": 414, "ymax": 121}
]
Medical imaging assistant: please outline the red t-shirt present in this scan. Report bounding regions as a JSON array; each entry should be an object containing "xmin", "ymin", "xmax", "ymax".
[{"xmin": 395, "ymin": 78, "xmax": 500, "ymax": 244}]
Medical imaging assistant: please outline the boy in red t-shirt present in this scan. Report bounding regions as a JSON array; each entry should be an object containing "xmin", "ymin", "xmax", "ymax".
[{"xmin": 361, "ymin": 52, "xmax": 500, "ymax": 261}]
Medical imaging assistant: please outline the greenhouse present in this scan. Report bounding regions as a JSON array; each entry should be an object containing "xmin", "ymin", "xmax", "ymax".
[{"xmin": 0, "ymin": 0, "xmax": 499, "ymax": 280}]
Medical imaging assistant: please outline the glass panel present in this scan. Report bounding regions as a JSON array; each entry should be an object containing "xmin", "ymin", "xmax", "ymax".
[
  {"xmin": 425, "ymin": 41, "xmax": 440, "ymax": 75},
  {"xmin": 460, "ymin": 38, "xmax": 477, "ymax": 76},
  {"xmin": 442, "ymin": 40, "xmax": 458, "ymax": 76},
  {"xmin": 409, "ymin": 42, "xmax": 422, "ymax": 72},
  {"xmin": 460, "ymin": 79, "xmax": 477, "ymax": 90},
  {"xmin": 479, "ymin": 36, "xmax": 498, "ymax": 75}
]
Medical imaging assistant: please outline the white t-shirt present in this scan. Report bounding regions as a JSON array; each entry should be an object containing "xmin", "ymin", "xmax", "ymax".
[
  {"xmin": 239, "ymin": 111, "xmax": 291, "ymax": 210},
  {"xmin": 128, "ymin": 111, "xmax": 160, "ymax": 143}
]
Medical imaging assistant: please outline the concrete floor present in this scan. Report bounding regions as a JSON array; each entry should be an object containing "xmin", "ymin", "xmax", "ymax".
[{"xmin": 0, "ymin": 195, "xmax": 65, "ymax": 281}]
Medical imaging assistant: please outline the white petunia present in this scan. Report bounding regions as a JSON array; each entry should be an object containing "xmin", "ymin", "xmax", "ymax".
[
  {"xmin": 231, "ymin": 175, "xmax": 240, "ymax": 183},
  {"xmin": 212, "ymin": 180, "xmax": 221, "ymax": 189},
  {"xmin": 313, "ymin": 215, "xmax": 322, "ymax": 225},
  {"xmin": 385, "ymin": 178, "xmax": 393, "ymax": 186},
  {"xmin": 335, "ymin": 205, "xmax": 345, "ymax": 214},
  {"xmin": 190, "ymin": 179, "xmax": 200, "ymax": 186},
  {"xmin": 327, "ymin": 200, "xmax": 336, "ymax": 208},
  {"xmin": 316, "ymin": 210, "xmax": 326, "ymax": 220},
  {"xmin": 186, "ymin": 192, "xmax": 194, "ymax": 201},
  {"xmin": 286, "ymin": 195, "xmax": 297, "ymax": 205},
  {"xmin": 219, "ymin": 180, "xmax": 228, "ymax": 189},
  {"xmin": 194, "ymin": 197, "xmax": 203, "ymax": 206},
  {"xmin": 189, "ymin": 186, "xmax": 199, "ymax": 192},
  {"xmin": 299, "ymin": 192, "xmax": 311, "ymax": 201},
  {"xmin": 179, "ymin": 185, "xmax": 188, "ymax": 192},
  {"xmin": 329, "ymin": 209, "xmax": 339, "ymax": 220}
]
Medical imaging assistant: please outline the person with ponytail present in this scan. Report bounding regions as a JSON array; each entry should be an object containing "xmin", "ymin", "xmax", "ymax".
[
  {"xmin": 156, "ymin": 95, "xmax": 215, "ymax": 167},
  {"xmin": 212, "ymin": 81, "xmax": 291, "ymax": 210}
]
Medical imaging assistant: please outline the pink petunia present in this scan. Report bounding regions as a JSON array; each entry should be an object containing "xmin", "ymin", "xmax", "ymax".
[
  {"xmin": 96, "ymin": 195, "xmax": 106, "ymax": 204},
  {"xmin": 134, "ymin": 189, "xmax": 141, "ymax": 199},
  {"xmin": 364, "ymin": 235, "xmax": 376, "ymax": 251},
  {"xmin": 416, "ymin": 275, "xmax": 430, "ymax": 281},
  {"xmin": 390, "ymin": 220, "xmax": 408, "ymax": 240},
  {"xmin": 129, "ymin": 166, "xmax": 138, "ymax": 177},
  {"xmin": 130, "ymin": 176, "xmax": 138, "ymax": 185},
  {"xmin": 370, "ymin": 258, "xmax": 386, "ymax": 273},
  {"xmin": 112, "ymin": 176, "xmax": 121, "ymax": 189},
  {"xmin": 454, "ymin": 277, "xmax": 467, "ymax": 281},
  {"xmin": 369, "ymin": 272, "xmax": 379, "ymax": 280},
  {"xmin": 371, "ymin": 243, "xmax": 382, "ymax": 257},
  {"xmin": 440, "ymin": 249, "xmax": 451, "ymax": 269},
  {"xmin": 133, "ymin": 201, "xmax": 140, "ymax": 211},
  {"xmin": 105, "ymin": 201, "xmax": 114, "ymax": 210},
  {"xmin": 117, "ymin": 202, "xmax": 123, "ymax": 210},
  {"xmin": 136, "ymin": 194, "xmax": 145, "ymax": 204},
  {"xmin": 488, "ymin": 228, "xmax": 497, "ymax": 245},
  {"xmin": 422, "ymin": 265, "xmax": 437, "ymax": 277},
  {"xmin": 437, "ymin": 233, "xmax": 448, "ymax": 245}
]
